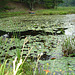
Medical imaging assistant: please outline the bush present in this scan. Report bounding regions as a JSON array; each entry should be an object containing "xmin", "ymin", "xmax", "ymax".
[
  {"xmin": 0, "ymin": 0, "xmax": 9, "ymax": 12},
  {"xmin": 0, "ymin": 0, "xmax": 8, "ymax": 8}
]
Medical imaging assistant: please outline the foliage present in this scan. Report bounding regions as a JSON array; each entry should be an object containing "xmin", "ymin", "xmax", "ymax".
[
  {"xmin": 0, "ymin": 7, "xmax": 75, "ymax": 18},
  {"xmin": 0, "ymin": 0, "xmax": 75, "ymax": 12},
  {"xmin": 0, "ymin": 37, "xmax": 43, "ymax": 75},
  {"xmin": 0, "ymin": 60, "xmax": 7, "ymax": 75},
  {"xmin": 0, "ymin": 0, "xmax": 9, "ymax": 11},
  {"xmin": 0, "ymin": 12, "xmax": 75, "ymax": 75},
  {"xmin": 60, "ymin": 0, "xmax": 75, "ymax": 6},
  {"xmin": 11, "ymin": 0, "xmax": 41, "ymax": 10},
  {"xmin": 40, "ymin": 0, "xmax": 63, "ymax": 8},
  {"xmin": 0, "ymin": 0, "xmax": 7, "ymax": 8},
  {"xmin": 0, "ymin": 0, "xmax": 63, "ymax": 11},
  {"xmin": 62, "ymin": 36, "xmax": 75, "ymax": 57},
  {"xmin": 23, "ymin": 0, "xmax": 40, "ymax": 10}
]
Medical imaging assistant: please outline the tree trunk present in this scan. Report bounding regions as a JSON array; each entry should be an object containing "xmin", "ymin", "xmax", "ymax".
[{"xmin": 30, "ymin": 2, "xmax": 33, "ymax": 10}]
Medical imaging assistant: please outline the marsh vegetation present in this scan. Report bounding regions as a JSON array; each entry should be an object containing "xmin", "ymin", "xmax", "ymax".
[{"xmin": 0, "ymin": 14, "xmax": 75, "ymax": 75}]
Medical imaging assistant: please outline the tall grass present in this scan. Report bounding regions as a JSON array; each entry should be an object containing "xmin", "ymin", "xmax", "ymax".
[
  {"xmin": 62, "ymin": 36, "xmax": 75, "ymax": 57},
  {"xmin": 0, "ymin": 37, "xmax": 43, "ymax": 75},
  {"xmin": 0, "ymin": 60, "xmax": 7, "ymax": 75}
]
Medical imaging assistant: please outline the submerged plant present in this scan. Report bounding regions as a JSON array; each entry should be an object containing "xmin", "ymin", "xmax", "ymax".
[{"xmin": 62, "ymin": 36, "xmax": 75, "ymax": 57}]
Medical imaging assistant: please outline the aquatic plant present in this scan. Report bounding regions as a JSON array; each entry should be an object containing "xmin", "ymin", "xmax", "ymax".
[
  {"xmin": 0, "ymin": 13, "xmax": 75, "ymax": 75},
  {"xmin": 0, "ymin": 37, "xmax": 45, "ymax": 75},
  {"xmin": 62, "ymin": 36, "xmax": 75, "ymax": 57}
]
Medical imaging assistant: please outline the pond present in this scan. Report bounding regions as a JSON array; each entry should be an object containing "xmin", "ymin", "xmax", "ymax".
[{"xmin": 0, "ymin": 14, "xmax": 75, "ymax": 75}]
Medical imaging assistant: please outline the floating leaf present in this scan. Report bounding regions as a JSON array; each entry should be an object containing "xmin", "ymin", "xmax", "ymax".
[
  {"xmin": 57, "ymin": 31, "xmax": 61, "ymax": 34},
  {"xmin": 51, "ymin": 58, "xmax": 56, "ymax": 60}
]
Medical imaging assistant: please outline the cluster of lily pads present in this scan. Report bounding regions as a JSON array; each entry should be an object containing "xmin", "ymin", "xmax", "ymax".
[
  {"xmin": 0, "ymin": 14, "xmax": 75, "ymax": 75},
  {"xmin": 0, "ymin": 34, "xmax": 58, "ymax": 62},
  {"xmin": 0, "ymin": 15, "xmax": 66, "ymax": 62},
  {"xmin": 0, "ymin": 34, "xmax": 60, "ymax": 75},
  {"xmin": 0, "ymin": 15, "xmax": 65, "ymax": 33}
]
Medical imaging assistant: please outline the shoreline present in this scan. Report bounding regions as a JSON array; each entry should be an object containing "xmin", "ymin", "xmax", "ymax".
[{"xmin": 0, "ymin": 7, "xmax": 75, "ymax": 18}]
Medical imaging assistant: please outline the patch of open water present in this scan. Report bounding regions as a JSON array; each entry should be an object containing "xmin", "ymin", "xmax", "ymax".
[{"xmin": 64, "ymin": 14, "xmax": 75, "ymax": 36}]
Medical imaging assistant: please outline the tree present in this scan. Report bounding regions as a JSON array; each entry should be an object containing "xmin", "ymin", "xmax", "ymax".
[
  {"xmin": 54, "ymin": 0, "xmax": 63, "ymax": 8},
  {"xmin": 0, "ymin": 0, "xmax": 8, "ymax": 8},
  {"xmin": 41, "ymin": 0, "xmax": 63, "ymax": 8},
  {"xmin": 10, "ymin": 0, "xmax": 37, "ymax": 10},
  {"xmin": 23, "ymin": 0, "xmax": 40, "ymax": 10},
  {"xmin": 60, "ymin": 0, "xmax": 75, "ymax": 6},
  {"xmin": 71, "ymin": 0, "xmax": 75, "ymax": 6}
]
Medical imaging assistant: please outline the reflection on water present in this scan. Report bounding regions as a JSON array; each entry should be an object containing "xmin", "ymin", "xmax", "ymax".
[
  {"xmin": 65, "ymin": 14, "xmax": 75, "ymax": 36},
  {"xmin": 65, "ymin": 27, "xmax": 75, "ymax": 35}
]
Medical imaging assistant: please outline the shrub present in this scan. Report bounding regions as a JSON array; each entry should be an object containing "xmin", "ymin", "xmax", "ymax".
[{"xmin": 0, "ymin": 0, "xmax": 9, "ymax": 12}]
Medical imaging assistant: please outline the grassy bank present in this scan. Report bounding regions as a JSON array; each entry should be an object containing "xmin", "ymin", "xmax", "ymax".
[
  {"xmin": 35, "ymin": 7, "xmax": 75, "ymax": 15},
  {"xmin": 0, "ymin": 11, "xmax": 27, "ymax": 18},
  {"xmin": 0, "ymin": 7, "xmax": 75, "ymax": 18}
]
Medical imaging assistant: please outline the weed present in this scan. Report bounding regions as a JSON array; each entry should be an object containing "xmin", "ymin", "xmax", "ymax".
[{"xmin": 62, "ymin": 36, "xmax": 75, "ymax": 57}]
